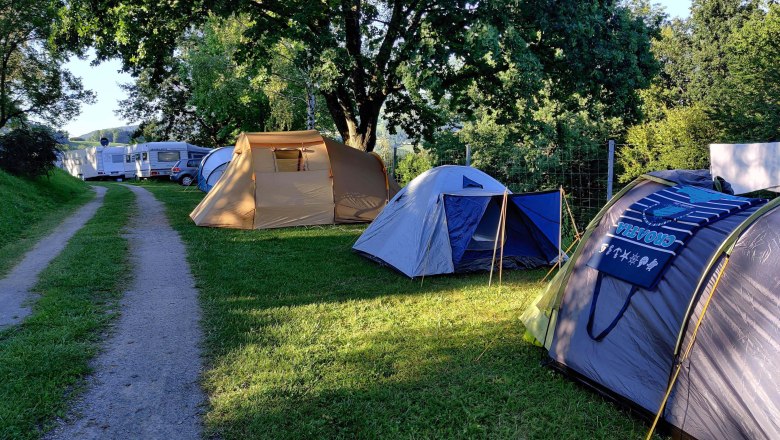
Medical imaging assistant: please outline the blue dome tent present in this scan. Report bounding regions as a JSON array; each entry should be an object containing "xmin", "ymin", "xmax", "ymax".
[
  {"xmin": 196, "ymin": 146, "xmax": 234, "ymax": 192},
  {"xmin": 353, "ymin": 165, "xmax": 563, "ymax": 277}
]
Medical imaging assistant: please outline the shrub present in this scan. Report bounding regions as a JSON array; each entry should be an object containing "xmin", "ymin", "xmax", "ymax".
[{"xmin": 0, "ymin": 126, "xmax": 61, "ymax": 177}]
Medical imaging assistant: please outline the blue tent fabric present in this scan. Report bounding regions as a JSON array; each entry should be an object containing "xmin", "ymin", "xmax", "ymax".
[
  {"xmin": 462, "ymin": 175, "xmax": 484, "ymax": 189},
  {"xmin": 509, "ymin": 191, "xmax": 562, "ymax": 254},
  {"xmin": 353, "ymin": 166, "xmax": 562, "ymax": 277},
  {"xmin": 443, "ymin": 195, "xmax": 491, "ymax": 265},
  {"xmin": 197, "ymin": 146, "xmax": 234, "ymax": 192}
]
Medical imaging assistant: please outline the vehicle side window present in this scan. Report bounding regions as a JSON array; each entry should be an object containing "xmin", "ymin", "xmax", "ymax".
[
  {"xmin": 112, "ymin": 155, "xmax": 124, "ymax": 164},
  {"xmin": 126, "ymin": 154, "xmax": 131, "ymax": 162},
  {"xmin": 157, "ymin": 151, "xmax": 179, "ymax": 162},
  {"xmin": 188, "ymin": 159, "xmax": 200, "ymax": 167},
  {"xmin": 142, "ymin": 152, "xmax": 148, "ymax": 161}
]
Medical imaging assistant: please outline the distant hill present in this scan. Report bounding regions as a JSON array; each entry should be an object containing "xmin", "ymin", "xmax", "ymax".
[{"xmin": 69, "ymin": 125, "xmax": 138, "ymax": 146}]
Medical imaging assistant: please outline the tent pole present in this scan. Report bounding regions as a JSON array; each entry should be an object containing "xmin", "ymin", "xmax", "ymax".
[
  {"xmin": 558, "ymin": 186, "xmax": 563, "ymax": 270},
  {"xmin": 498, "ymin": 189, "xmax": 508, "ymax": 290},
  {"xmin": 645, "ymin": 256, "xmax": 732, "ymax": 440},
  {"xmin": 488, "ymin": 195, "xmax": 503, "ymax": 287}
]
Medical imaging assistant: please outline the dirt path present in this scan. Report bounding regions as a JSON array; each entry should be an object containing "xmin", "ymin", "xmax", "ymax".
[
  {"xmin": 47, "ymin": 185, "xmax": 206, "ymax": 440},
  {"xmin": 0, "ymin": 186, "xmax": 107, "ymax": 329}
]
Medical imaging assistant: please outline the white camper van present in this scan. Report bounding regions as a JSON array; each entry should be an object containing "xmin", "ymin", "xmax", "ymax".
[
  {"xmin": 61, "ymin": 148, "xmax": 95, "ymax": 180},
  {"xmin": 60, "ymin": 146, "xmax": 127, "ymax": 180},
  {"xmin": 125, "ymin": 142, "xmax": 211, "ymax": 179}
]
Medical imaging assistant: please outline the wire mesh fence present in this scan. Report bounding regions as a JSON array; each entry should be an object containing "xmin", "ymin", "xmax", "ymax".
[{"xmin": 389, "ymin": 142, "xmax": 621, "ymax": 242}]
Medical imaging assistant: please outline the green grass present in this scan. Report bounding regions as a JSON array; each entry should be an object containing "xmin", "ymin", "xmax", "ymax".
[
  {"xmin": 0, "ymin": 168, "xmax": 93, "ymax": 277},
  {"xmin": 0, "ymin": 184, "xmax": 134, "ymax": 439},
  {"xmin": 146, "ymin": 183, "xmax": 654, "ymax": 440}
]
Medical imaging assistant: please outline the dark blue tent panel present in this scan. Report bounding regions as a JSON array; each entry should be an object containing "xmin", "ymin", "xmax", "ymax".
[{"xmin": 443, "ymin": 191, "xmax": 561, "ymax": 272}]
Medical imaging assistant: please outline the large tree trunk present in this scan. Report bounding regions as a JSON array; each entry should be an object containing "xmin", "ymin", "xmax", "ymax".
[{"xmin": 322, "ymin": 87, "xmax": 384, "ymax": 152}]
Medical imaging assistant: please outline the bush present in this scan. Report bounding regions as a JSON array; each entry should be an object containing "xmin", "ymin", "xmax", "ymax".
[
  {"xmin": 0, "ymin": 127, "xmax": 61, "ymax": 177},
  {"xmin": 395, "ymin": 150, "xmax": 433, "ymax": 185}
]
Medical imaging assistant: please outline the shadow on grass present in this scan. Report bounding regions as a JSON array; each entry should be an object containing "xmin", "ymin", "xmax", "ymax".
[
  {"xmin": 203, "ymin": 318, "xmax": 649, "ymax": 440},
  {"xmin": 144, "ymin": 184, "xmax": 650, "ymax": 440}
]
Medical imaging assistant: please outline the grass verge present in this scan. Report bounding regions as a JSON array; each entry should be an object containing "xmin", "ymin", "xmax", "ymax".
[
  {"xmin": 0, "ymin": 169, "xmax": 92, "ymax": 277},
  {"xmin": 0, "ymin": 184, "xmax": 134, "ymax": 439},
  {"xmin": 146, "ymin": 182, "xmax": 652, "ymax": 439}
]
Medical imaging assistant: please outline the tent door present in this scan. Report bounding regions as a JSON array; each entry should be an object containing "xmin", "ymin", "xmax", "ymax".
[{"xmin": 467, "ymin": 198, "xmax": 506, "ymax": 251}]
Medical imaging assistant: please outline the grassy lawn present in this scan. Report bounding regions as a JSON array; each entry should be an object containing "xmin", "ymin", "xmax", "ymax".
[
  {"xmin": 0, "ymin": 169, "xmax": 93, "ymax": 277},
  {"xmin": 0, "ymin": 184, "xmax": 133, "ymax": 439},
  {"xmin": 146, "ymin": 182, "xmax": 653, "ymax": 440}
]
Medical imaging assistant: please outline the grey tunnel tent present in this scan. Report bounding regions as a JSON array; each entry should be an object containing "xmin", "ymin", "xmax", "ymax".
[
  {"xmin": 522, "ymin": 170, "xmax": 780, "ymax": 439},
  {"xmin": 353, "ymin": 165, "xmax": 563, "ymax": 277}
]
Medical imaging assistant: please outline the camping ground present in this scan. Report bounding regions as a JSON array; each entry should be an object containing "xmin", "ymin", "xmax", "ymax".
[
  {"xmin": 145, "ymin": 182, "xmax": 654, "ymax": 439},
  {"xmin": 0, "ymin": 177, "xmax": 662, "ymax": 439}
]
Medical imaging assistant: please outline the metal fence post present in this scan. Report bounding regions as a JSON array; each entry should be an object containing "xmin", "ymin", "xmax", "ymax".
[
  {"xmin": 466, "ymin": 144, "xmax": 471, "ymax": 166},
  {"xmin": 391, "ymin": 146, "xmax": 397, "ymax": 179},
  {"xmin": 607, "ymin": 139, "xmax": 615, "ymax": 200}
]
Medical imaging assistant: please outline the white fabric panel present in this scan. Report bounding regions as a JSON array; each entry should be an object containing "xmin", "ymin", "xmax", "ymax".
[{"xmin": 710, "ymin": 142, "xmax": 780, "ymax": 194}]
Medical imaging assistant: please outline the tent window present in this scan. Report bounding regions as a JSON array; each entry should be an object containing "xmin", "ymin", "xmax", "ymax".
[{"xmin": 274, "ymin": 149, "xmax": 305, "ymax": 172}]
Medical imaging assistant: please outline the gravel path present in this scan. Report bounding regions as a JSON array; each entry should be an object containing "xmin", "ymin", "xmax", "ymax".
[
  {"xmin": 0, "ymin": 186, "xmax": 107, "ymax": 329},
  {"xmin": 47, "ymin": 185, "xmax": 206, "ymax": 440}
]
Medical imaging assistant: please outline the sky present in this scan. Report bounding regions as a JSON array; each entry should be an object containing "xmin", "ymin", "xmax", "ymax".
[{"xmin": 60, "ymin": 0, "xmax": 693, "ymax": 138}]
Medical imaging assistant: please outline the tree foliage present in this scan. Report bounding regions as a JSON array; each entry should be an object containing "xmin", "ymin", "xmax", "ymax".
[
  {"xmin": 117, "ymin": 16, "xmax": 271, "ymax": 146},
  {"xmin": 0, "ymin": 0, "xmax": 93, "ymax": 129},
  {"xmin": 57, "ymin": 0, "xmax": 657, "ymax": 153},
  {"xmin": 621, "ymin": 0, "xmax": 780, "ymax": 180}
]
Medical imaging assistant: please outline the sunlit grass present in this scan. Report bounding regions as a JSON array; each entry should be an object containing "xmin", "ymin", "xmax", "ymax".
[
  {"xmin": 0, "ymin": 185, "xmax": 133, "ymax": 439},
  {"xmin": 147, "ymin": 182, "xmax": 653, "ymax": 439},
  {"xmin": 0, "ymin": 169, "xmax": 92, "ymax": 277}
]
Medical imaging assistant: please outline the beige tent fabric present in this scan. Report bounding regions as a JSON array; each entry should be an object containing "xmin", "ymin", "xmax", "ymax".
[
  {"xmin": 190, "ymin": 130, "xmax": 399, "ymax": 229},
  {"xmin": 325, "ymin": 138, "xmax": 394, "ymax": 223},
  {"xmin": 189, "ymin": 138, "xmax": 255, "ymax": 228}
]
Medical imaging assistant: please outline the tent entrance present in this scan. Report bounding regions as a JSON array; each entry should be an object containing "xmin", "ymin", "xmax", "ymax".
[
  {"xmin": 444, "ymin": 193, "xmax": 561, "ymax": 273},
  {"xmin": 466, "ymin": 198, "xmax": 505, "ymax": 251}
]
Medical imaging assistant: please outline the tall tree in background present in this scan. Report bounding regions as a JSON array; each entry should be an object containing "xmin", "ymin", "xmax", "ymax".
[
  {"xmin": 620, "ymin": 0, "xmax": 780, "ymax": 181},
  {"xmin": 710, "ymin": 4, "xmax": 780, "ymax": 142},
  {"xmin": 117, "ymin": 16, "xmax": 271, "ymax": 146},
  {"xmin": 0, "ymin": 0, "xmax": 93, "ymax": 129},
  {"xmin": 56, "ymin": 0, "xmax": 657, "ymax": 152}
]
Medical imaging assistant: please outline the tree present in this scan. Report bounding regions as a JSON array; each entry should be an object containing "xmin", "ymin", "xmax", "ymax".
[
  {"xmin": 620, "ymin": 104, "xmax": 717, "ymax": 181},
  {"xmin": 117, "ymin": 16, "xmax": 271, "ymax": 146},
  {"xmin": 0, "ymin": 0, "xmax": 93, "ymax": 129},
  {"xmin": 0, "ymin": 125, "xmax": 61, "ymax": 177},
  {"xmin": 57, "ymin": 0, "xmax": 657, "ymax": 152},
  {"xmin": 709, "ymin": 4, "xmax": 780, "ymax": 142}
]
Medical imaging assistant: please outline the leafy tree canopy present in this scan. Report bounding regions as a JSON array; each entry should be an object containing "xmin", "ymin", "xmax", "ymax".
[
  {"xmin": 56, "ymin": 0, "xmax": 658, "ymax": 152},
  {"xmin": 0, "ymin": 0, "xmax": 94, "ymax": 129}
]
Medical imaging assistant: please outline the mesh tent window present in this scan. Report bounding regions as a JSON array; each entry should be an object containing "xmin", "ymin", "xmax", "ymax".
[{"xmin": 273, "ymin": 149, "xmax": 305, "ymax": 172}]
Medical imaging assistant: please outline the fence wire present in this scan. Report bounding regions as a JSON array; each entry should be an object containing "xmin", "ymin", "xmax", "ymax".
[{"xmin": 393, "ymin": 143, "xmax": 620, "ymax": 241}]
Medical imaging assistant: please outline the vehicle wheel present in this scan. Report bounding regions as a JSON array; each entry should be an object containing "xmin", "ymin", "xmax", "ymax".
[{"xmin": 181, "ymin": 176, "xmax": 194, "ymax": 186}]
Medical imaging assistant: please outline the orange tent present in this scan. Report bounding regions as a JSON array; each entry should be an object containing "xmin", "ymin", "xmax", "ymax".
[{"xmin": 190, "ymin": 130, "xmax": 399, "ymax": 229}]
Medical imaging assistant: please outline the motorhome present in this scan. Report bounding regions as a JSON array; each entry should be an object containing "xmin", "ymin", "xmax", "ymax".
[
  {"xmin": 125, "ymin": 142, "xmax": 211, "ymax": 179},
  {"xmin": 60, "ymin": 146, "xmax": 127, "ymax": 180}
]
